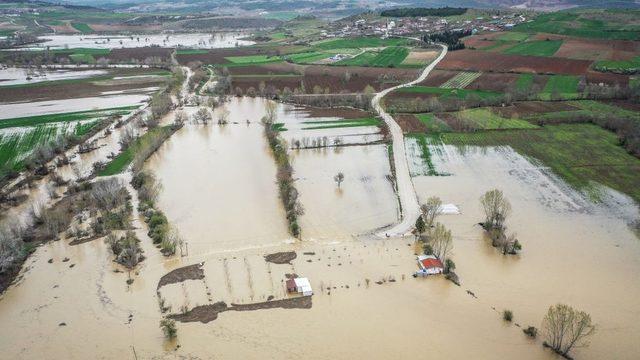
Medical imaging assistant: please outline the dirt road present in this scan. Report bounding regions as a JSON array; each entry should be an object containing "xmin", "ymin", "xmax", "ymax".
[{"xmin": 372, "ymin": 44, "xmax": 447, "ymax": 237}]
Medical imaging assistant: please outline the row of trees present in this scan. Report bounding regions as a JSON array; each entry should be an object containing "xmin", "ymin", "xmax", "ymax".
[
  {"xmin": 381, "ymin": 7, "xmax": 467, "ymax": 17},
  {"xmin": 262, "ymin": 101, "xmax": 304, "ymax": 237}
]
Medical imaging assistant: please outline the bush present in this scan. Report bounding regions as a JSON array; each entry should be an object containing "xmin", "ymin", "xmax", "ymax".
[
  {"xmin": 523, "ymin": 326, "xmax": 538, "ymax": 338},
  {"xmin": 160, "ymin": 318, "xmax": 177, "ymax": 338},
  {"xmin": 503, "ymin": 310, "xmax": 513, "ymax": 322}
]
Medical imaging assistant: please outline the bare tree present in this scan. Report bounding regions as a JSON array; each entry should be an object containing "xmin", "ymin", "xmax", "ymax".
[
  {"xmin": 430, "ymin": 222, "xmax": 452, "ymax": 262},
  {"xmin": 480, "ymin": 189, "xmax": 511, "ymax": 230},
  {"xmin": 193, "ymin": 107, "xmax": 212, "ymax": 124},
  {"xmin": 90, "ymin": 178, "xmax": 126, "ymax": 210},
  {"xmin": 265, "ymin": 100, "xmax": 277, "ymax": 124},
  {"xmin": 542, "ymin": 304, "xmax": 596, "ymax": 358},
  {"xmin": 420, "ymin": 196, "xmax": 442, "ymax": 229},
  {"xmin": 217, "ymin": 108, "xmax": 230, "ymax": 125},
  {"xmin": 174, "ymin": 110, "xmax": 187, "ymax": 126},
  {"xmin": 334, "ymin": 172, "xmax": 345, "ymax": 188},
  {"xmin": 119, "ymin": 126, "xmax": 136, "ymax": 151}
]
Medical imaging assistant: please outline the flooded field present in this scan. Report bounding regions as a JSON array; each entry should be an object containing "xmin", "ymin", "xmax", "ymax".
[
  {"xmin": 0, "ymin": 94, "xmax": 638, "ymax": 359},
  {"xmin": 0, "ymin": 93, "xmax": 151, "ymax": 119},
  {"xmin": 412, "ymin": 144, "xmax": 640, "ymax": 360},
  {"xmin": 23, "ymin": 32, "xmax": 253, "ymax": 50},
  {"xmin": 146, "ymin": 97, "xmax": 292, "ymax": 254},
  {"xmin": 0, "ymin": 67, "xmax": 108, "ymax": 86}
]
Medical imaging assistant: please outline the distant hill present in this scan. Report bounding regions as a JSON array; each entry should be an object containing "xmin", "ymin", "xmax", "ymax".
[{"xmin": 37, "ymin": 0, "xmax": 640, "ymax": 12}]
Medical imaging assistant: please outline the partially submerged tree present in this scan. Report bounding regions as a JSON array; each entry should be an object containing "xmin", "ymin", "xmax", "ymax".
[
  {"xmin": 334, "ymin": 172, "xmax": 345, "ymax": 188},
  {"xmin": 430, "ymin": 222, "xmax": 452, "ymax": 262},
  {"xmin": 480, "ymin": 189, "xmax": 511, "ymax": 231},
  {"xmin": 415, "ymin": 215, "xmax": 426, "ymax": 239},
  {"xmin": 542, "ymin": 304, "xmax": 596, "ymax": 359},
  {"xmin": 420, "ymin": 196, "xmax": 442, "ymax": 230},
  {"xmin": 193, "ymin": 107, "xmax": 212, "ymax": 124}
]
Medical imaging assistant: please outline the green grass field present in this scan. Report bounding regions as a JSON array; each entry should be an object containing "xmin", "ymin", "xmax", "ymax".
[
  {"xmin": 540, "ymin": 75, "xmax": 581, "ymax": 100},
  {"xmin": 439, "ymin": 123, "xmax": 640, "ymax": 202},
  {"xmin": 286, "ymin": 51, "xmax": 334, "ymax": 64},
  {"xmin": 498, "ymin": 32, "xmax": 529, "ymax": 42},
  {"xmin": 314, "ymin": 37, "xmax": 410, "ymax": 50},
  {"xmin": 69, "ymin": 53, "xmax": 95, "ymax": 63},
  {"xmin": 503, "ymin": 40, "xmax": 563, "ymax": 57},
  {"xmin": 398, "ymin": 86, "xmax": 502, "ymax": 100},
  {"xmin": 71, "ymin": 22, "xmax": 94, "ymax": 34},
  {"xmin": 338, "ymin": 47, "xmax": 409, "ymax": 67},
  {"xmin": 416, "ymin": 114, "xmax": 451, "ymax": 133},
  {"xmin": 0, "ymin": 120, "xmax": 98, "ymax": 175},
  {"xmin": 224, "ymin": 55, "xmax": 282, "ymax": 65},
  {"xmin": 301, "ymin": 117, "xmax": 380, "ymax": 130},
  {"xmin": 407, "ymin": 133, "xmax": 442, "ymax": 176},
  {"xmin": 516, "ymin": 73, "xmax": 534, "ymax": 92},
  {"xmin": 99, "ymin": 126, "xmax": 172, "ymax": 176},
  {"xmin": 514, "ymin": 11, "xmax": 640, "ymax": 40},
  {"xmin": 594, "ymin": 56, "xmax": 640, "ymax": 74},
  {"xmin": 454, "ymin": 108, "xmax": 539, "ymax": 130}
]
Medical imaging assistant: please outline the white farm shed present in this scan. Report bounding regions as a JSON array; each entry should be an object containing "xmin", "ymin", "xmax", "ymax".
[{"xmin": 294, "ymin": 277, "xmax": 313, "ymax": 296}]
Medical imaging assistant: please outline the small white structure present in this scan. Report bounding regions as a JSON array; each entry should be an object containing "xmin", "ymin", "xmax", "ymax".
[
  {"xmin": 439, "ymin": 204, "xmax": 461, "ymax": 215},
  {"xmin": 286, "ymin": 277, "xmax": 313, "ymax": 296}
]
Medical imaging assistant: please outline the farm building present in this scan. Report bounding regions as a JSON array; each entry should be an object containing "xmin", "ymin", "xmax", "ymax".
[
  {"xmin": 286, "ymin": 277, "xmax": 313, "ymax": 296},
  {"xmin": 415, "ymin": 255, "xmax": 444, "ymax": 276}
]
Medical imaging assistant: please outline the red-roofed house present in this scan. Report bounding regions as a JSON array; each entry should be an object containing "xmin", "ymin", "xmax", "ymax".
[{"xmin": 416, "ymin": 255, "xmax": 444, "ymax": 275}]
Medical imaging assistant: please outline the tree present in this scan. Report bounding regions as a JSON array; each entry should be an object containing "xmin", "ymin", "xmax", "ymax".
[
  {"xmin": 430, "ymin": 222, "xmax": 452, "ymax": 262},
  {"xmin": 193, "ymin": 107, "xmax": 211, "ymax": 124},
  {"xmin": 542, "ymin": 304, "xmax": 596, "ymax": 358},
  {"xmin": 415, "ymin": 216, "xmax": 426, "ymax": 239},
  {"xmin": 480, "ymin": 189, "xmax": 511, "ymax": 230},
  {"xmin": 444, "ymin": 258, "xmax": 455, "ymax": 273},
  {"xmin": 265, "ymin": 100, "xmax": 277, "ymax": 124},
  {"xmin": 334, "ymin": 172, "xmax": 344, "ymax": 188},
  {"xmin": 420, "ymin": 196, "xmax": 442, "ymax": 229}
]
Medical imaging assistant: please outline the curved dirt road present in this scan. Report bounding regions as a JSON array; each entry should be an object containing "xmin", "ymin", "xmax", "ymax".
[{"xmin": 373, "ymin": 44, "xmax": 447, "ymax": 237}]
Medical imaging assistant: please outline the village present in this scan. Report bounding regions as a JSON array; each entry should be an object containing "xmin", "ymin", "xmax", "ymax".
[{"xmin": 319, "ymin": 10, "xmax": 530, "ymax": 39}]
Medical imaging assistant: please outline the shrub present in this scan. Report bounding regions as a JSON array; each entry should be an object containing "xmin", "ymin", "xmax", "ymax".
[
  {"xmin": 160, "ymin": 318, "xmax": 177, "ymax": 338},
  {"xmin": 503, "ymin": 310, "xmax": 513, "ymax": 322},
  {"xmin": 523, "ymin": 326, "xmax": 538, "ymax": 338}
]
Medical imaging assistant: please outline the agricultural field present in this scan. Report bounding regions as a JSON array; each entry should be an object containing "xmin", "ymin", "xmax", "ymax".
[
  {"xmin": 540, "ymin": 75, "xmax": 581, "ymax": 100},
  {"xmin": 397, "ymin": 86, "xmax": 502, "ymax": 100},
  {"xmin": 513, "ymin": 10, "xmax": 640, "ymax": 40},
  {"xmin": 298, "ymin": 117, "xmax": 380, "ymax": 130},
  {"xmin": 503, "ymin": 40, "xmax": 563, "ymax": 57},
  {"xmin": 439, "ymin": 124, "xmax": 640, "ymax": 202},
  {"xmin": 337, "ymin": 47, "xmax": 409, "ymax": 67},
  {"xmin": 415, "ymin": 114, "xmax": 451, "ymax": 133},
  {"xmin": 594, "ymin": 56, "xmax": 640, "ymax": 74},
  {"xmin": 446, "ymin": 108, "xmax": 539, "ymax": 130},
  {"xmin": 70, "ymin": 22, "xmax": 93, "ymax": 34},
  {"xmin": 440, "ymin": 71, "xmax": 481, "ymax": 89},
  {"xmin": 313, "ymin": 37, "xmax": 410, "ymax": 50},
  {"xmin": 0, "ymin": 120, "xmax": 99, "ymax": 175}
]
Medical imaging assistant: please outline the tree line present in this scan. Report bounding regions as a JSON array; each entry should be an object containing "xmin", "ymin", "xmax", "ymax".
[
  {"xmin": 423, "ymin": 29, "xmax": 471, "ymax": 51},
  {"xmin": 381, "ymin": 7, "xmax": 467, "ymax": 18}
]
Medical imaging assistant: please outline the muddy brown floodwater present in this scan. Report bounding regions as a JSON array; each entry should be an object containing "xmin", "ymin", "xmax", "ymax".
[
  {"xmin": 0, "ymin": 93, "xmax": 638, "ymax": 359},
  {"xmin": 413, "ymin": 144, "xmax": 640, "ymax": 360}
]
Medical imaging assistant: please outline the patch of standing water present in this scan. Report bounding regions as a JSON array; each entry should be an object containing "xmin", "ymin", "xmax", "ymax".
[
  {"xmin": 0, "ymin": 67, "xmax": 109, "ymax": 86},
  {"xmin": 21, "ymin": 32, "xmax": 254, "ymax": 50}
]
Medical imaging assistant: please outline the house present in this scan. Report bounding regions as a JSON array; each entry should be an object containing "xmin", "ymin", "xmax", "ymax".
[
  {"xmin": 286, "ymin": 277, "xmax": 313, "ymax": 296},
  {"xmin": 415, "ymin": 255, "xmax": 444, "ymax": 276}
]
